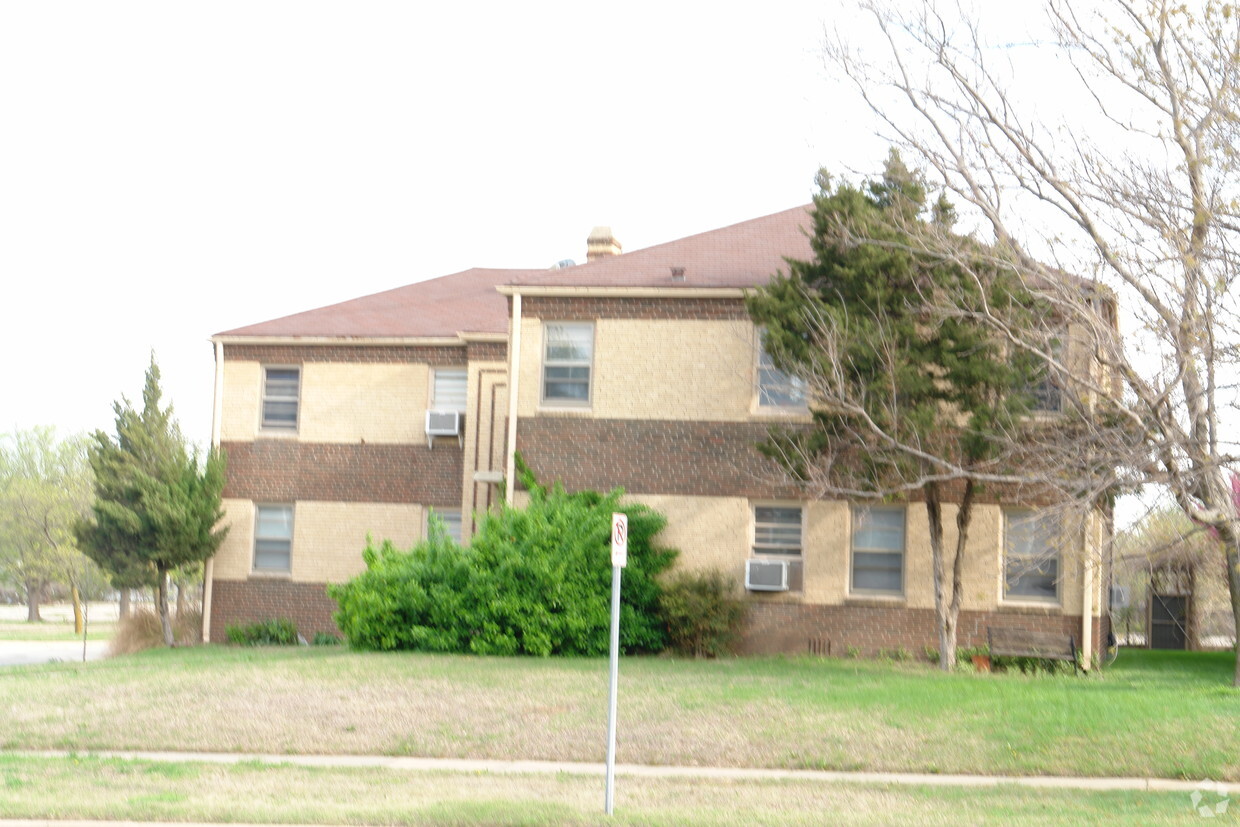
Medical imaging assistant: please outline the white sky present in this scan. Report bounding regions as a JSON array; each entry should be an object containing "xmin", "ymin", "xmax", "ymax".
[{"xmin": 3, "ymin": 1, "xmax": 893, "ymax": 450}]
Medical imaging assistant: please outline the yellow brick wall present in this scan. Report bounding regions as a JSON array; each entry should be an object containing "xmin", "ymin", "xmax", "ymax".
[
  {"xmin": 626, "ymin": 494, "xmax": 1098, "ymax": 615},
  {"xmin": 212, "ymin": 498, "xmax": 423, "ymax": 584},
  {"xmin": 517, "ymin": 318, "xmax": 801, "ymax": 421},
  {"xmin": 220, "ymin": 361, "xmax": 429, "ymax": 444},
  {"xmin": 300, "ymin": 363, "xmax": 427, "ymax": 444},
  {"xmin": 220, "ymin": 362, "xmax": 262, "ymax": 441}
]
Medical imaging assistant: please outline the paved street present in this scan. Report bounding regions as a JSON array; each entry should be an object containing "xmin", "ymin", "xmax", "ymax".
[{"xmin": 0, "ymin": 639, "xmax": 109, "ymax": 667}]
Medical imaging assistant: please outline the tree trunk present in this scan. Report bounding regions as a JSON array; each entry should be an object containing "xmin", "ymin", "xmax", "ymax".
[
  {"xmin": 71, "ymin": 584, "xmax": 83, "ymax": 635},
  {"xmin": 1225, "ymin": 541, "xmax": 1240, "ymax": 688},
  {"xmin": 118, "ymin": 589, "xmax": 130, "ymax": 619},
  {"xmin": 156, "ymin": 566, "xmax": 174, "ymax": 647},
  {"xmin": 175, "ymin": 581, "xmax": 185, "ymax": 617},
  {"xmin": 925, "ymin": 482, "xmax": 954, "ymax": 670},
  {"xmin": 949, "ymin": 480, "xmax": 977, "ymax": 671},
  {"xmin": 24, "ymin": 579, "xmax": 42, "ymax": 623}
]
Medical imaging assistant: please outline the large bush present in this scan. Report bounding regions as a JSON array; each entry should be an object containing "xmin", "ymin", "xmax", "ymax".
[{"xmin": 330, "ymin": 462, "xmax": 677, "ymax": 656}]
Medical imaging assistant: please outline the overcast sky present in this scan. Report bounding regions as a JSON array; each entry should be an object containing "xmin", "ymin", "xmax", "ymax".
[{"xmin": 3, "ymin": 2, "xmax": 897, "ymax": 449}]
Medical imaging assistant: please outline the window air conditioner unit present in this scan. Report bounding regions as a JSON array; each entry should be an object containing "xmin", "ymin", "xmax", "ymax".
[
  {"xmin": 425, "ymin": 410, "xmax": 462, "ymax": 448},
  {"xmin": 746, "ymin": 559, "xmax": 789, "ymax": 592}
]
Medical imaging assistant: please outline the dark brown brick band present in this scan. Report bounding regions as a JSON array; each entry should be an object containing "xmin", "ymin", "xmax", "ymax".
[
  {"xmin": 741, "ymin": 599, "xmax": 1104, "ymax": 660},
  {"xmin": 515, "ymin": 417, "xmax": 800, "ymax": 499},
  {"xmin": 518, "ymin": 295, "xmax": 749, "ymax": 321},
  {"xmin": 222, "ymin": 440, "xmax": 462, "ymax": 506},
  {"xmin": 225, "ymin": 343, "xmax": 467, "ymax": 365},
  {"xmin": 466, "ymin": 341, "xmax": 508, "ymax": 363},
  {"xmin": 210, "ymin": 578, "xmax": 339, "ymax": 641}
]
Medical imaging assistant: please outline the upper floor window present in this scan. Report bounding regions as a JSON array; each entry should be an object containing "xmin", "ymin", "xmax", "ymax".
[
  {"xmin": 542, "ymin": 322, "xmax": 593, "ymax": 404},
  {"xmin": 757, "ymin": 339, "xmax": 806, "ymax": 408},
  {"xmin": 432, "ymin": 367, "xmax": 468, "ymax": 412},
  {"xmin": 1004, "ymin": 510, "xmax": 1060, "ymax": 602},
  {"xmin": 1029, "ymin": 332, "xmax": 1065, "ymax": 412},
  {"xmin": 851, "ymin": 505, "xmax": 905, "ymax": 595},
  {"xmin": 254, "ymin": 504, "xmax": 294, "ymax": 573},
  {"xmin": 262, "ymin": 367, "xmax": 300, "ymax": 430}
]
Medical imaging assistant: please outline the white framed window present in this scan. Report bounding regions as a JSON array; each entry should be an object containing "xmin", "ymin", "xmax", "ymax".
[
  {"xmin": 753, "ymin": 505, "xmax": 803, "ymax": 556},
  {"xmin": 750, "ymin": 504, "xmax": 804, "ymax": 591},
  {"xmin": 1004, "ymin": 510, "xmax": 1061, "ymax": 602},
  {"xmin": 1029, "ymin": 331, "xmax": 1065, "ymax": 412},
  {"xmin": 757, "ymin": 338, "xmax": 806, "ymax": 408},
  {"xmin": 262, "ymin": 366, "xmax": 300, "ymax": 430},
  {"xmin": 432, "ymin": 367, "xmax": 468, "ymax": 412},
  {"xmin": 850, "ymin": 506, "xmax": 905, "ymax": 595},
  {"xmin": 428, "ymin": 507, "xmax": 463, "ymax": 544},
  {"xmin": 254, "ymin": 504, "xmax": 293, "ymax": 573},
  {"xmin": 542, "ymin": 322, "xmax": 594, "ymax": 404}
]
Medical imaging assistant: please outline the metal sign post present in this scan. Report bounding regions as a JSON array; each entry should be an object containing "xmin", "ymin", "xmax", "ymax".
[{"xmin": 605, "ymin": 512, "xmax": 627, "ymax": 815}]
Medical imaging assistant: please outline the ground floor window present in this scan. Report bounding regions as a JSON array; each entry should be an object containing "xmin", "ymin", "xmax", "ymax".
[
  {"xmin": 429, "ymin": 507, "xmax": 463, "ymax": 544},
  {"xmin": 850, "ymin": 505, "xmax": 905, "ymax": 595},
  {"xmin": 254, "ymin": 504, "xmax": 293, "ymax": 572},
  {"xmin": 1003, "ymin": 510, "xmax": 1060, "ymax": 602}
]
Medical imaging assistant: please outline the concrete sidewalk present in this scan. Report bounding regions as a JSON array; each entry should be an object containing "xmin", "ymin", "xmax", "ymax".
[{"xmin": 3, "ymin": 748, "xmax": 1218, "ymax": 793}]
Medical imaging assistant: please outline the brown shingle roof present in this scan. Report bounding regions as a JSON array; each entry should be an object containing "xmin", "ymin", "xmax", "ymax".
[
  {"xmin": 509, "ymin": 205, "xmax": 812, "ymax": 289},
  {"xmin": 216, "ymin": 268, "xmax": 537, "ymax": 339},
  {"xmin": 216, "ymin": 205, "xmax": 813, "ymax": 339}
]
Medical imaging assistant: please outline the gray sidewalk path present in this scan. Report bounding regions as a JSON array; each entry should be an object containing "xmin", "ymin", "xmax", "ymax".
[{"xmin": 3, "ymin": 748, "xmax": 1216, "ymax": 793}]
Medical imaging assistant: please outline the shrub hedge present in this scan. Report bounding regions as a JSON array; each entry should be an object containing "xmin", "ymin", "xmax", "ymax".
[{"xmin": 329, "ymin": 459, "xmax": 678, "ymax": 656}]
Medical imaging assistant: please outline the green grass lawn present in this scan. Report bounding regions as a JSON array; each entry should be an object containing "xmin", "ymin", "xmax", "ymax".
[
  {"xmin": 0, "ymin": 753, "xmax": 1211, "ymax": 826},
  {"xmin": 0, "ymin": 645, "xmax": 1235, "ymax": 783}
]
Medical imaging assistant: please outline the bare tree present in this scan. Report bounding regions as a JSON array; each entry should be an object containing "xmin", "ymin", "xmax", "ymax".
[{"xmin": 826, "ymin": 0, "xmax": 1240, "ymax": 683}]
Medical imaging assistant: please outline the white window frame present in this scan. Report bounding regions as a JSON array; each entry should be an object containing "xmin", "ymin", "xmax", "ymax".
[
  {"xmin": 541, "ymin": 322, "xmax": 594, "ymax": 405},
  {"xmin": 756, "ymin": 334, "xmax": 807, "ymax": 409},
  {"xmin": 253, "ymin": 504, "xmax": 294, "ymax": 573},
  {"xmin": 428, "ymin": 507, "xmax": 463, "ymax": 544},
  {"xmin": 752, "ymin": 504, "xmax": 803, "ymax": 557},
  {"xmin": 1003, "ymin": 509, "xmax": 1062, "ymax": 604},
  {"xmin": 261, "ymin": 366, "xmax": 300, "ymax": 431},
  {"xmin": 431, "ymin": 367, "xmax": 468, "ymax": 412},
  {"xmin": 849, "ymin": 505, "xmax": 905, "ymax": 596}
]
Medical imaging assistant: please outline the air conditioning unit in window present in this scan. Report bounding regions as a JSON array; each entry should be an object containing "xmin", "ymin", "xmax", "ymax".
[
  {"xmin": 745, "ymin": 559, "xmax": 789, "ymax": 592},
  {"xmin": 425, "ymin": 410, "xmax": 462, "ymax": 448}
]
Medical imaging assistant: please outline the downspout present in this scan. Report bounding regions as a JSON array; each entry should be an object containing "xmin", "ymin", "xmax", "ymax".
[
  {"xmin": 202, "ymin": 338, "xmax": 225, "ymax": 643},
  {"xmin": 504, "ymin": 293, "xmax": 522, "ymax": 505}
]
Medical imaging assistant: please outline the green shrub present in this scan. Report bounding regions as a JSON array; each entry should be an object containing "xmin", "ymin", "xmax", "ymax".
[
  {"xmin": 657, "ymin": 568, "xmax": 746, "ymax": 657},
  {"xmin": 225, "ymin": 618, "xmax": 298, "ymax": 646},
  {"xmin": 329, "ymin": 458, "xmax": 678, "ymax": 656},
  {"xmin": 312, "ymin": 632, "xmax": 342, "ymax": 646}
]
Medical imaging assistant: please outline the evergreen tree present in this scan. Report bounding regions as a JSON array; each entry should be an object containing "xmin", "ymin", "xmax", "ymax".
[
  {"xmin": 77, "ymin": 357, "xmax": 228, "ymax": 646},
  {"xmin": 748, "ymin": 153, "xmax": 1045, "ymax": 669}
]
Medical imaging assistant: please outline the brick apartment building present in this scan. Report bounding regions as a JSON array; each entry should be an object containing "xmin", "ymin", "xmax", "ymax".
[{"xmin": 203, "ymin": 206, "xmax": 1110, "ymax": 661}]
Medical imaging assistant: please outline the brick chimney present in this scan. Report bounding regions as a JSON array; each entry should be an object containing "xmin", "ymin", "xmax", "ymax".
[{"xmin": 586, "ymin": 226, "xmax": 622, "ymax": 261}]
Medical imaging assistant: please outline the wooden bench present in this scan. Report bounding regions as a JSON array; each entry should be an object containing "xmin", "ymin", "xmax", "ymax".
[{"xmin": 987, "ymin": 627, "xmax": 1081, "ymax": 673}]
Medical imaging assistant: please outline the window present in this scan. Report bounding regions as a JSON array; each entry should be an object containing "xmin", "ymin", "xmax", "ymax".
[
  {"xmin": 254, "ymin": 504, "xmax": 293, "ymax": 572},
  {"xmin": 1029, "ymin": 332, "xmax": 1064, "ymax": 412},
  {"xmin": 1004, "ymin": 510, "xmax": 1060, "ymax": 602},
  {"xmin": 757, "ymin": 339, "xmax": 806, "ymax": 408},
  {"xmin": 753, "ymin": 505, "xmax": 803, "ymax": 555},
  {"xmin": 542, "ymin": 322, "xmax": 593, "ymax": 404},
  {"xmin": 429, "ymin": 508, "xmax": 463, "ymax": 544},
  {"xmin": 432, "ymin": 367, "xmax": 468, "ymax": 411},
  {"xmin": 262, "ymin": 367, "xmax": 300, "ymax": 430},
  {"xmin": 851, "ymin": 506, "xmax": 904, "ymax": 595},
  {"xmin": 752, "ymin": 504, "xmax": 803, "ymax": 591}
]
